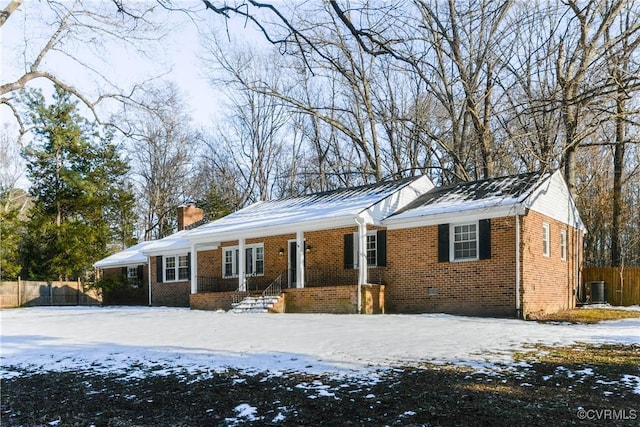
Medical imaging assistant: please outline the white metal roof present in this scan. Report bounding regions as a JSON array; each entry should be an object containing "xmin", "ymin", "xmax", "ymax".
[
  {"xmin": 93, "ymin": 240, "xmax": 155, "ymax": 269},
  {"xmin": 186, "ymin": 176, "xmax": 432, "ymax": 243}
]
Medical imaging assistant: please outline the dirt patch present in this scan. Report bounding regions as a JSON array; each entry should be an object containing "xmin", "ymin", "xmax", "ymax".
[
  {"xmin": 2, "ymin": 344, "xmax": 639, "ymax": 426},
  {"xmin": 532, "ymin": 308, "xmax": 640, "ymax": 323}
]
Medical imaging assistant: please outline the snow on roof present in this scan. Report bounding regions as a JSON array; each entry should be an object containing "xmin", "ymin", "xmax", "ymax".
[
  {"xmin": 93, "ymin": 240, "xmax": 155, "ymax": 269},
  {"xmin": 388, "ymin": 172, "xmax": 548, "ymax": 221},
  {"xmin": 187, "ymin": 176, "xmax": 425, "ymax": 241},
  {"xmin": 141, "ymin": 230, "xmax": 191, "ymax": 255}
]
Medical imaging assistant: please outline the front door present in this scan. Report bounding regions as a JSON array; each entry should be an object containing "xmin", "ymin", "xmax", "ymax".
[{"xmin": 288, "ymin": 241, "xmax": 297, "ymax": 288}]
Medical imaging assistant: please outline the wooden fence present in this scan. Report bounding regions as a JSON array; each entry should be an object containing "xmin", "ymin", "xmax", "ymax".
[
  {"xmin": 0, "ymin": 279, "xmax": 102, "ymax": 308},
  {"xmin": 582, "ymin": 267, "xmax": 640, "ymax": 306}
]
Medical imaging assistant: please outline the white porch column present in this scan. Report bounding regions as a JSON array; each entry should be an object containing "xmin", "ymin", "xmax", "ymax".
[
  {"xmin": 355, "ymin": 217, "xmax": 368, "ymax": 313},
  {"xmin": 238, "ymin": 238, "xmax": 246, "ymax": 291},
  {"xmin": 296, "ymin": 230, "xmax": 305, "ymax": 288},
  {"xmin": 147, "ymin": 256, "xmax": 152, "ymax": 306},
  {"xmin": 190, "ymin": 243, "xmax": 197, "ymax": 294}
]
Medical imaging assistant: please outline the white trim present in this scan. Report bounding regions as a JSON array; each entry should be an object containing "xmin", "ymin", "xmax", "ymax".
[
  {"xmin": 352, "ymin": 231, "xmax": 379, "ymax": 268},
  {"xmin": 560, "ymin": 229, "xmax": 567, "ymax": 261},
  {"xmin": 126, "ymin": 266, "xmax": 139, "ymax": 279},
  {"xmin": 450, "ymin": 222, "xmax": 479, "ymax": 262},
  {"xmin": 296, "ymin": 231, "xmax": 305, "ymax": 288},
  {"xmin": 238, "ymin": 239, "xmax": 246, "ymax": 291},
  {"xmin": 542, "ymin": 222, "xmax": 550, "ymax": 257},
  {"xmin": 384, "ymin": 204, "xmax": 525, "ymax": 230},
  {"xmin": 163, "ymin": 254, "xmax": 190, "ymax": 283},
  {"xmin": 355, "ymin": 217, "xmax": 367, "ymax": 313},
  {"xmin": 222, "ymin": 243, "xmax": 265, "ymax": 280},
  {"xmin": 190, "ymin": 243, "xmax": 197, "ymax": 294}
]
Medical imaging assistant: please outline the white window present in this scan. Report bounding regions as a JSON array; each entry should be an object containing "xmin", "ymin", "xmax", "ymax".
[
  {"xmin": 164, "ymin": 255, "xmax": 189, "ymax": 282},
  {"xmin": 353, "ymin": 232, "xmax": 378, "ymax": 267},
  {"xmin": 127, "ymin": 266, "xmax": 138, "ymax": 280},
  {"xmin": 542, "ymin": 223, "xmax": 550, "ymax": 257},
  {"xmin": 560, "ymin": 229, "xmax": 567, "ymax": 261},
  {"xmin": 223, "ymin": 244, "xmax": 264, "ymax": 278},
  {"xmin": 452, "ymin": 223, "xmax": 478, "ymax": 261}
]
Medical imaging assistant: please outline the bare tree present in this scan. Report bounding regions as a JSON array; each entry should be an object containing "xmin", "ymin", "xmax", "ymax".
[
  {"xmin": 201, "ymin": 43, "xmax": 290, "ymax": 206},
  {"xmin": 124, "ymin": 83, "xmax": 198, "ymax": 240},
  {"xmin": 1, "ymin": 0, "xmax": 166, "ymax": 141}
]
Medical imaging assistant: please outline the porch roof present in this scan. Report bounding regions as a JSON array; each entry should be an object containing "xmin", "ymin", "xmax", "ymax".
[
  {"xmin": 93, "ymin": 240, "xmax": 155, "ymax": 269},
  {"xmin": 384, "ymin": 172, "xmax": 548, "ymax": 227},
  {"xmin": 186, "ymin": 176, "xmax": 431, "ymax": 243}
]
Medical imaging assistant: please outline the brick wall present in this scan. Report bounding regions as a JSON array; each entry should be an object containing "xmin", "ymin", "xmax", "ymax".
[
  {"xmin": 190, "ymin": 291, "xmax": 236, "ymax": 311},
  {"xmin": 385, "ymin": 217, "xmax": 518, "ymax": 317},
  {"xmin": 520, "ymin": 210, "xmax": 581, "ymax": 318},
  {"xmin": 195, "ymin": 228, "xmax": 369, "ymax": 290},
  {"xmin": 149, "ymin": 256, "xmax": 190, "ymax": 307},
  {"xmin": 283, "ymin": 284, "xmax": 384, "ymax": 314}
]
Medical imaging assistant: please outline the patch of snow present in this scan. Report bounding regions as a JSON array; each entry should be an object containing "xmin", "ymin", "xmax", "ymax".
[
  {"xmin": 272, "ymin": 412, "xmax": 286, "ymax": 423},
  {"xmin": 621, "ymin": 375, "xmax": 640, "ymax": 395},
  {"xmin": 1, "ymin": 307, "xmax": 638, "ymax": 379},
  {"xmin": 225, "ymin": 403, "xmax": 261, "ymax": 425}
]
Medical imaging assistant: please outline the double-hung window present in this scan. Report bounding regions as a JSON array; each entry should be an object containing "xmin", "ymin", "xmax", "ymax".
[
  {"xmin": 223, "ymin": 244, "xmax": 264, "ymax": 278},
  {"xmin": 560, "ymin": 229, "xmax": 567, "ymax": 261},
  {"xmin": 343, "ymin": 230, "xmax": 387, "ymax": 269},
  {"xmin": 164, "ymin": 255, "xmax": 189, "ymax": 282},
  {"xmin": 127, "ymin": 266, "xmax": 138, "ymax": 280},
  {"xmin": 438, "ymin": 220, "xmax": 490, "ymax": 263},
  {"xmin": 452, "ymin": 223, "xmax": 478, "ymax": 261},
  {"xmin": 542, "ymin": 223, "xmax": 550, "ymax": 257},
  {"xmin": 352, "ymin": 232, "xmax": 383, "ymax": 267}
]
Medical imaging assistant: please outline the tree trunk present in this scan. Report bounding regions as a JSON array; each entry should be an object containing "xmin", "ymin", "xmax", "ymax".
[{"xmin": 611, "ymin": 76, "xmax": 626, "ymax": 267}]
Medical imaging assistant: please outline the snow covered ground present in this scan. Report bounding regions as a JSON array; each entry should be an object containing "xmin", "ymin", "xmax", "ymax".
[{"xmin": 1, "ymin": 306, "xmax": 639, "ymax": 379}]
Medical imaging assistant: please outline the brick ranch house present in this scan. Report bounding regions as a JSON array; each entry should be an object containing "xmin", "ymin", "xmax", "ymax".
[{"xmin": 94, "ymin": 170, "xmax": 585, "ymax": 318}]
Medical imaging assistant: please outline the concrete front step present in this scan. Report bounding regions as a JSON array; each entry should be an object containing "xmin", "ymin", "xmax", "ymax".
[{"xmin": 232, "ymin": 295, "xmax": 282, "ymax": 313}]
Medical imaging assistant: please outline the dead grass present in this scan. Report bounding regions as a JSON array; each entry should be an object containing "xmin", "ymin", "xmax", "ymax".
[
  {"xmin": 3, "ymin": 344, "xmax": 639, "ymax": 426},
  {"xmin": 514, "ymin": 343, "xmax": 640, "ymax": 368},
  {"xmin": 532, "ymin": 308, "xmax": 640, "ymax": 323}
]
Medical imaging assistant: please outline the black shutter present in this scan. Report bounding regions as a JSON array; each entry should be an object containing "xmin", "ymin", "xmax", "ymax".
[
  {"xmin": 377, "ymin": 230, "xmax": 387, "ymax": 267},
  {"xmin": 156, "ymin": 256, "xmax": 163, "ymax": 282},
  {"xmin": 344, "ymin": 233, "xmax": 354, "ymax": 269},
  {"xmin": 187, "ymin": 252, "xmax": 191, "ymax": 277},
  {"xmin": 121, "ymin": 267, "xmax": 127, "ymax": 280},
  {"xmin": 137, "ymin": 265, "xmax": 144, "ymax": 283},
  {"xmin": 438, "ymin": 224, "xmax": 450, "ymax": 262},
  {"xmin": 479, "ymin": 219, "xmax": 492, "ymax": 260}
]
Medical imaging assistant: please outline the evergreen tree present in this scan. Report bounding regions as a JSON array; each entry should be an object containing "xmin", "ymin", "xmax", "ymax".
[
  {"xmin": 0, "ymin": 189, "xmax": 26, "ymax": 280},
  {"xmin": 20, "ymin": 86, "xmax": 136, "ymax": 280}
]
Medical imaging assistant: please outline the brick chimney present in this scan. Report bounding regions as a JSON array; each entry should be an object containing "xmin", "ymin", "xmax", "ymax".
[{"xmin": 177, "ymin": 203, "xmax": 204, "ymax": 231}]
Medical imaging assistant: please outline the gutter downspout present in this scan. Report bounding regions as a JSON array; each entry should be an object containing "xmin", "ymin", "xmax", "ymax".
[
  {"xmin": 355, "ymin": 217, "xmax": 367, "ymax": 314},
  {"xmin": 515, "ymin": 212, "xmax": 522, "ymax": 319}
]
